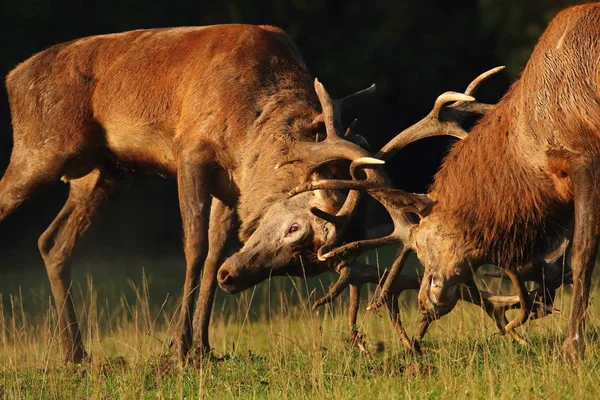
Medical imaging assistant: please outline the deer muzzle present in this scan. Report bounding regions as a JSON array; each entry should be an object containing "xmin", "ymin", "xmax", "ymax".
[{"xmin": 417, "ymin": 273, "xmax": 459, "ymax": 320}]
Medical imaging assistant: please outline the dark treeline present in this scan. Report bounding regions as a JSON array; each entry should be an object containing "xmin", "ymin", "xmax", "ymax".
[{"xmin": 0, "ymin": 0, "xmax": 585, "ymax": 270}]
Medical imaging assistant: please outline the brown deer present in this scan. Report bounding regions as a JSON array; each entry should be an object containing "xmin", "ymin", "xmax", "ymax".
[
  {"xmin": 296, "ymin": 4, "xmax": 597, "ymax": 361},
  {"xmin": 2, "ymin": 24, "xmax": 401, "ymax": 362}
]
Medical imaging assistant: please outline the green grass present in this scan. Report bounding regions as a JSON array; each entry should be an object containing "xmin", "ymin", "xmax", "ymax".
[{"xmin": 1, "ymin": 269, "xmax": 600, "ymax": 399}]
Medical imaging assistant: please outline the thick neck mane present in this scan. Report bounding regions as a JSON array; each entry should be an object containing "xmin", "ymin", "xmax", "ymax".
[
  {"xmin": 429, "ymin": 85, "xmax": 570, "ymax": 266},
  {"xmin": 235, "ymin": 87, "xmax": 325, "ymax": 241},
  {"xmin": 428, "ymin": 5, "xmax": 600, "ymax": 266}
]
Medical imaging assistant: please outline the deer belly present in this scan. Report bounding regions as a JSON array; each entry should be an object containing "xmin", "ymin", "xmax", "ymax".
[{"xmin": 104, "ymin": 122, "xmax": 176, "ymax": 176}]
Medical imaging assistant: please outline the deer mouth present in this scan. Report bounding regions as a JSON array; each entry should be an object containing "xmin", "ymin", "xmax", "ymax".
[{"xmin": 418, "ymin": 274, "xmax": 458, "ymax": 320}]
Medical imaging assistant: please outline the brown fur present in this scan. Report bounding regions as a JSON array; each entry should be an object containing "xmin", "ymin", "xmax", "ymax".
[
  {"xmin": 418, "ymin": 4, "xmax": 600, "ymax": 359},
  {"xmin": 429, "ymin": 4, "xmax": 600, "ymax": 268},
  {"xmin": 1, "ymin": 24, "xmax": 349, "ymax": 362}
]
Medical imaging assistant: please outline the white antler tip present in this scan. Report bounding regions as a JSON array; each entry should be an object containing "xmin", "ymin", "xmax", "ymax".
[{"xmin": 355, "ymin": 157, "xmax": 385, "ymax": 166}]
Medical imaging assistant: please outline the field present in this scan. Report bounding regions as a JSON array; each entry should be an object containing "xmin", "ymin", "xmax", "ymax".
[{"xmin": 1, "ymin": 251, "xmax": 600, "ymax": 399}]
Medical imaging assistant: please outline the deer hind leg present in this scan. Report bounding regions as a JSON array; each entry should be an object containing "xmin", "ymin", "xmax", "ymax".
[
  {"xmin": 38, "ymin": 168, "xmax": 119, "ymax": 363},
  {"xmin": 0, "ymin": 147, "xmax": 72, "ymax": 224},
  {"xmin": 191, "ymin": 198, "xmax": 235, "ymax": 357},
  {"xmin": 562, "ymin": 160, "xmax": 600, "ymax": 362}
]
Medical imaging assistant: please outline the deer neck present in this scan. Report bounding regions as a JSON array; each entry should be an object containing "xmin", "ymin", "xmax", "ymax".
[
  {"xmin": 235, "ymin": 96, "xmax": 321, "ymax": 242},
  {"xmin": 429, "ymin": 86, "xmax": 571, "ymax": 266}
]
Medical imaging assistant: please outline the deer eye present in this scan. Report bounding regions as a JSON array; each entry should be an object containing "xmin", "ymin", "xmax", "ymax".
[{"xmin": 288, "ymin": 223, "xmax": 299, "ymax": 234}]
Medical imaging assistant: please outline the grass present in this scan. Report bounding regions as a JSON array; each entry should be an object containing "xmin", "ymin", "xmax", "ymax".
[{"xmin": 1, "ymin": 267, "xmax": 600, "ymax": 399}]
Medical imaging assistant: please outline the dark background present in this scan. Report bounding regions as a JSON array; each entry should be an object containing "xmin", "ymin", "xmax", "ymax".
[{"xmin": 0, "ymin": 0, "xmax": 588, "ymax": 306}]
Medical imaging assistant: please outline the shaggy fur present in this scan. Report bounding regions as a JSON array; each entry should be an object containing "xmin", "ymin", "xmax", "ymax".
[{"xmin": 429, "ymin": 3, "xmax": 600, "ymax": 269}]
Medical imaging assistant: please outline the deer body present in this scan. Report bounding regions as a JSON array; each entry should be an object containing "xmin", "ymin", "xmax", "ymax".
[
  {"xmin": 414, "ymin": 4, "xmax": 600, "ymax": 360},
  {"xmin": 7, "ymin": 25, "xmax": 317, "ymax": 212},
  {"xmin": 2, "ymin": 24, "xmax": 376, "ymax": 362}
]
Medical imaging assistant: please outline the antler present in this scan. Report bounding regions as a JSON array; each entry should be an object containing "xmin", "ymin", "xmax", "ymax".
[
  {"xmin": 376, "ymin": 66, "xmax": 504, "ymax": 161},
  {"xmin": 294, "ymin": 157, "xmax": 434, "ymax": 260},
  {"xmin": 290, "ymin": 67, "xmax": 505, "ymax": 310},
  {"xmin": 277, "ymin": 79, "xmax": 393, "ymax": 260},
  {"xmin": 312, "ymin": 259, "xmax": 419, "ymax": 311},
  {"xmin": 336, "ymin": 84, "xmax": 376, "ymax": 121},
  {"xmin": 313, "ymin": 262, "xmax": 566, "ymax": 352},
  {"xmin": 291, "ymin": 66, "xmax": 505, "ymax": 227}
]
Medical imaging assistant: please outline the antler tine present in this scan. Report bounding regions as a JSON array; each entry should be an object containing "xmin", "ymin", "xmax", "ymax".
[
  {"xmin": 431, "ymin": 92, "xmax": 475, "ymax": 118},
  {"xmin": 314, "ymin": 78, "xmax": 340, "ymax": 141},
  {"xmin": 335, "ymin": 83, "xmax": 376, "ymax": 112},
  {"xmin": 344, "ymin": 118, "xmax": 359, "ymax": 137},
  {"xmin": 311, "ymin": 260, "xmax": 382, "ymax": 310},
  {"xmin": 464, "ymin": 66, "xmax": 505, "ymax": 97},
  {"xmin": 367, "ymin": 246, "xmax": 412, "ymax": 311},
  {"xmin": 312, "ymin": 263, "xmax": 353, "ymax": 310},
  {"xmin": 376, "ymin": 67, "xmax": 504, "ymax": 162},
  {"xmin": 447, "ymin": 66, "xmax": 505, "ymax": 116}
]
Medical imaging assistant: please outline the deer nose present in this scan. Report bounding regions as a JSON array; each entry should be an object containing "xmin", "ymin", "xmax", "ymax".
[{"xmin": 218, "ymin": 266, "xmax": 233, "ymax": 286}]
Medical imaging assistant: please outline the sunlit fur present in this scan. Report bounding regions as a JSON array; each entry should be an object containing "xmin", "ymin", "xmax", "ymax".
[
  {"xmin": 426, "ymin": 4, "xmax": 600, "ymax": 271},
  {"xmin": 1, "ymin": 23, "xmax": 363, "ymax": 361}
]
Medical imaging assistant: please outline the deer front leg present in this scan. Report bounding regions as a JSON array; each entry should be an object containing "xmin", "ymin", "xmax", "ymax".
[
  {"xmin": 386, "ymin": 292, "xmax": 421, "ymax": 354},
  {"xmin": 192, "ymin": 198, "xmax": 235, "ymax": 357},
  {"xmin": 172, "ymin": 146, "xmax": 214, "ymax": 361}
]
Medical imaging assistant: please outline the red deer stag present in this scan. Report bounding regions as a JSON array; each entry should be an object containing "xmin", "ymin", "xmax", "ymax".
[
  {"xmin": 297, "ymin": 4, "xmax": 595, "ymax": 361},
  {"xmin": 2, "ymin": 24, "xmax": 400, "ymax": 362}
]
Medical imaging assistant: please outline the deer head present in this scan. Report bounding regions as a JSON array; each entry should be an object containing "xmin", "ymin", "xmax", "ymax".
[{"xmin": 217, "ymin": 79, "xmax": 386, "ymax": 294}]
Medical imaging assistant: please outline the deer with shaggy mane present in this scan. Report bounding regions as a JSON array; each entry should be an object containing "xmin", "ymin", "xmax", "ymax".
[{"xmin": 294, "ymin": 4, "xmax": 596, "ymax": 361}]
